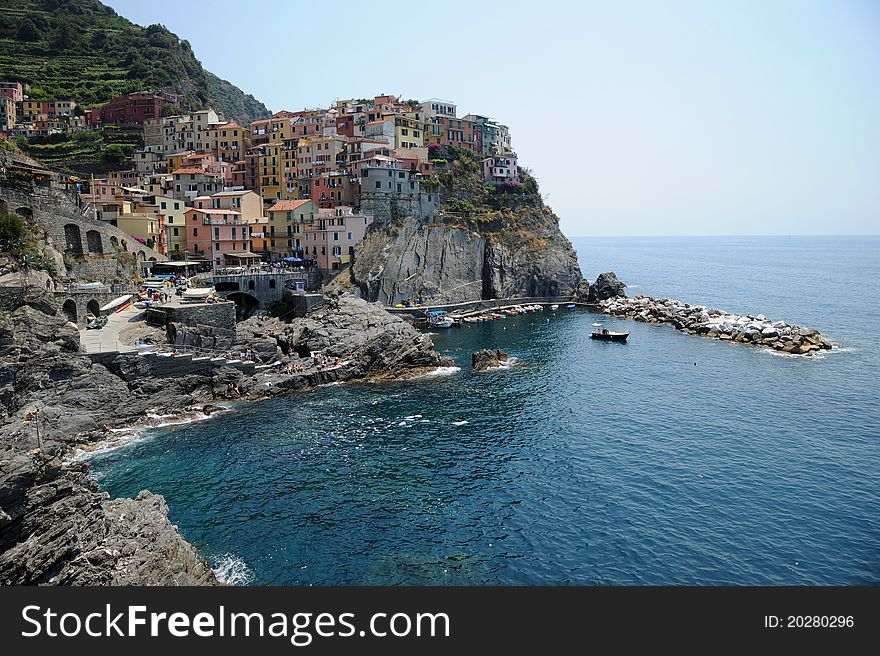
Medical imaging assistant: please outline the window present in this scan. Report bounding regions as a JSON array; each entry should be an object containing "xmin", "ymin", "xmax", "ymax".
[
  {"xmin": 193, "ymin": 228, "xmax": 198, "ymax": 237},
  {"xmin": 375, "ymin": 181, "xmax": 381, "ymax": 189},
  {"xmin": 173, "ymin": 227, "xmax": 179, "ymax": 236},
  {"xmin": 333, "ymin": 232, "xmax": 339, "ymax": 241},
  {"xmin": 160, "ymin": 201, "xmax": 167, "ymax": 209}
]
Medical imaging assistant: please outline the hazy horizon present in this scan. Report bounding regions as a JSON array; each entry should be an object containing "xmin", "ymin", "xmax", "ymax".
[{"xmin": 106, "ymin": 0, "xmax": 880, "ymax": 238}]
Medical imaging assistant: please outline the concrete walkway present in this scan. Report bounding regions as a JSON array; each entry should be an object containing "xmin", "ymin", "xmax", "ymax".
[{"xmin": 79, "ymin": 305, "xmax": 144, "ymax": 354}]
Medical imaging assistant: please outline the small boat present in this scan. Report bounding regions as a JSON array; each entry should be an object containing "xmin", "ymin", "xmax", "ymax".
[
  {"xmin": 99, "ymin": 294, "xmax": 132, "ymax": 313},
  {"xmin": 426, "ymin": 310, "xmax": 453, "ymax": 329},
  {"xmin": 566, "ymin": 303, "xmax": 576, "ymax": 309},
  {"xmin": 87, "ymin": 315, "xmax": 108, "ymax": 330},
  {"xmin": 550, "ymin": 304, "xmax": 559, "ymax": 311},
  {"xmin": 181, "ymin": 287, "xmax": 214, "ymax": 302},
  {"xmin": 590, "ymin": 329, "xmax": 629, "ymax": 342}
]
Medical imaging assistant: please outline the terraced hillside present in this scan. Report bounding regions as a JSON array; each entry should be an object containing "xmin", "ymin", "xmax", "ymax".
[{"xmin": 0, "ymin": 0, "xmax": 270, "ymax": 124}]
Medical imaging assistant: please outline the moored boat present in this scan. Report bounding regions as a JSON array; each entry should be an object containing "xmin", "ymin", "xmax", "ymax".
[
  {"xmin": 180, "ymin": 286, "xmax": 215, "ymax": 302},
  {"xmin": 590, "ymin": 329, "xmax": 629, "ymax": 342}
]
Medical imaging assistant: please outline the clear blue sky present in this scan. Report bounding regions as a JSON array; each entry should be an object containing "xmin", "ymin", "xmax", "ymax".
[{"xmin": 106, "ymin": 0, "xmax": 880, "ymax": 237}]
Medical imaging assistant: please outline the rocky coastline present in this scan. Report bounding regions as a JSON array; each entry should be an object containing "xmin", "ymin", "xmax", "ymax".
[
  {"xmin": 0, "ymin": 289, "xmax": 450, "ymax": 585},
  {"xmin": 598, "ymin": 295, "xmax": 835, "ymax": 355}
]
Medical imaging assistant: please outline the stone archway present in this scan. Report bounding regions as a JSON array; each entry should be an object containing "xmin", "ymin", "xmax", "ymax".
[
  {"xmin": 62, "ymin": 299, "xmax": 77, "ymax": 323},
  {"xmin": 226, "ymin": 292, "xmax": 260, "ymax": 320},
  {"xmin": 137, "ymin": 251, "xmax": 146, "ymax": 261},
  {"xmin": 110, "ymin": 235, "xmax": 119, "ymax": 249},
  {"xmin": 86, "ymin": 230, "xmax": 103, "ymax": 254},
  {"xmin": 86, "ymin": 299, "xmax": 100, "ymax": 317},
  {"xmin": 64, "ymin": 224, "xmax": 83, "ymax": 256},
  {"xmin": 15, "ymin": 207, "xmax": 33, "ymax": 218}
]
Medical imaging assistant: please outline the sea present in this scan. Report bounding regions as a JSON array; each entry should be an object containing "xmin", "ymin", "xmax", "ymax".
[{"xmin": 89, "ymin": 236, "xmax": 880, "ymax": 585}]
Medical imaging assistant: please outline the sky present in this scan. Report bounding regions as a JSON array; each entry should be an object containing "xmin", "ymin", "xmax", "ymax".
[{"xmin": 106, "ymin": 0, "xmax": 880, "ymax": 237}]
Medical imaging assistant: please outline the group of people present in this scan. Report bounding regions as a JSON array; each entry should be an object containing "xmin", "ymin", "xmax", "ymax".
[{"xmin": 225, "ymin": 349, "xmax": 257, "ymax": 362}]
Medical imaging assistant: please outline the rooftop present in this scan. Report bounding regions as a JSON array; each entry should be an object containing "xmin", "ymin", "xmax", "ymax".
[{"xmin": 267, "ymin": 199, "xmax": 312, "ymax": 212}]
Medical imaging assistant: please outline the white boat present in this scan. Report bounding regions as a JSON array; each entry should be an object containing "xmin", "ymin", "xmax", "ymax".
[
  {"xmin": 550, "ymin": 304, "xmax": 559, "ymax": 310},
  {"xmin": 180, "ymin": 287, "xmax": 214, "ymax": 302},
  {"xmin": 99, "ymin": 294, "xmax": 132, "ymax": 313}
]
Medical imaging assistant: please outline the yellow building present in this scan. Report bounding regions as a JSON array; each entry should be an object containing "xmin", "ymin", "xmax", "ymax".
[
  {"xmin": 166, "ymin": 151, "xmax": 195, "ymax": 174},
  {"xmin": 394, "ymin": 114, "xmax": 424, "ymax": 149},
  {"xmin": 257, "ymin": 142, "xmax": 282, "ymax": 203},
  {"xmin": 249, "ymin": 216, "xmax": 271, "ymax": 259},
  {"xmin": 116, "ymin": 213, "xmax": 166, "ymax": 255},
  {"xmin": 266, "ymin": 199, "xmax": 317, "ymax": 259},
  {"xmin": 143, "ymin": 194, "xmax": 187, "ymax": 256},
  {"xmin": 280, "ymin": 137, "xmax": 299, "ymax": 199},
  {"xmin": 213, "ymin": 122, "xmax": 252, "ymax": 163}
]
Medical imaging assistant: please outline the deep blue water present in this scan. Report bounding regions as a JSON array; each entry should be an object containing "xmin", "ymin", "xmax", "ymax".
[{"xmin": 91, "ymin": 236, "xmax": 880, "ymax": 585}]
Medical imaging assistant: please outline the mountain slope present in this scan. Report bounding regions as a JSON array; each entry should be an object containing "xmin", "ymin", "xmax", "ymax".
[{"xmin": 0, "ymin": 0, "xmax": 270, "ymax": 124}]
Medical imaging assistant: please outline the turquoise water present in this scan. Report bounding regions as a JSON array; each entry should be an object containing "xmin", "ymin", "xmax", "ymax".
[{"xmin": 91, "ymin": 236, "xmax": 880, "ymax": 585}]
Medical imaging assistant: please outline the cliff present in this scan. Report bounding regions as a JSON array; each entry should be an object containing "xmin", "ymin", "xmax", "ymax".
[
  {"xmin": 329, "ymin": 146, "xmax": 584, "ymax": 305},
  {"xmin": 341, "ymin": 208, "xmax": 583, "ymax": 305}
]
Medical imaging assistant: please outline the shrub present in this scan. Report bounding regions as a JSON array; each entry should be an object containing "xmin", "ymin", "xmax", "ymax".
[{"xmin": 0, "ymin": 211, "xmax": 26, "ymax": 250}]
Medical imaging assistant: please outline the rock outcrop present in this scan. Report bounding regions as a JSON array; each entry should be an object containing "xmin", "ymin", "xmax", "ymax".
[
  {"xmin": 574, "ymin": 271, "xmax": 627, "ymax": 304},
  {"xmin": 343, "ymin": 207, "xmax": 583, "ymax": 305},
  {"xmin": 472, "ymin": 349, "xmax": 510, "ymax": 372}
]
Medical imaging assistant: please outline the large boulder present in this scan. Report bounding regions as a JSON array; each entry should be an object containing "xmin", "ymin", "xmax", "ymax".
[
  {"xmin": 472, "ymin": 349, "xmax": 510, "ymax": 372},
  {"xmin": 586, "ymin": 272, "xmax": 627, "ymax": 303}
]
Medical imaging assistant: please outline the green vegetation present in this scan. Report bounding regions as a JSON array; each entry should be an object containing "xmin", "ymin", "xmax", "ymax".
[
  {"xmin": 0, "ymin": 0, "xmax": 270, "ymax": 124},
  {"xmin": 15, "ymin": 126, "xmax": 141, "ymax": 171},
  {"xmin": 0, "ymin": 210, "xmax": 57, "ymax": 274}
]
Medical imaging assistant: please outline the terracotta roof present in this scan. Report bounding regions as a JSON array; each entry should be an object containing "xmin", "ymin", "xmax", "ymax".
[{"xmin": 267, "ymin": 199, "xmax": 311, "ymax": 212}]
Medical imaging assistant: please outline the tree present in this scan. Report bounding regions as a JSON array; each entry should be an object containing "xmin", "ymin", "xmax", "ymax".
[
  {"xmin": 17, "ymin": 18, "xmax": 40, "ymax": 42},
  {"xmin": 0, "ymin": 212, "xmax": 26, "ymax": 250}
]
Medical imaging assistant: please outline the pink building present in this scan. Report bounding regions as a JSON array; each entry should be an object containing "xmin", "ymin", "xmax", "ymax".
[
  {"xmin": 184, "ymin": 208, "xmax": 252, "ymax": 268},
  {"xmin": 482, "ymin": 152, "xmax": 519, "ymax": 185},
  {"xmin": 303, "ymin": 206, "xmax": 373, "ymax": 270},
  {"xmin": 0, "ymin": 81, "xmax": 23, "ymax": 102}
]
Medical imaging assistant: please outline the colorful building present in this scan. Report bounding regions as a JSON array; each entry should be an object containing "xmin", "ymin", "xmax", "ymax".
[
  {"xmin": 95, "ymin": 91, "xmax": 178, "ymax": 126},
  {"xmin": 0, "ymin": 81, "xmax": 23, "ymax": 103},
  {"xmin": 265, "ymin": 199, "xmax": 318, "ymax": 259},
  {"xmin": 482, "ymin": 152, "xmax": 519, "ymax": 185},
  {"xmin": 184, "ymin": 208, "xmax": 251, "ymax": 268},
  {"xmin": 0, "ymin": 97, "xmax": 15, "ymax": 131},
  {"xmin": 172, "ymin": 168, "xmax": 222, "ymax": 202},
  {"xmin": 195, "ymin": 190, "xmax": 264, "ymax": 223},
  {"xmin": 303, "ymin": 206, "xmax": 373, "ymax": 270}
]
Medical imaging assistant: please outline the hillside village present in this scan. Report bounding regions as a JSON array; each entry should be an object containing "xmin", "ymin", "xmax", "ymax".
[{"xmin": 1, "ymin": 83, "xmax": 524, "ymax": 274}]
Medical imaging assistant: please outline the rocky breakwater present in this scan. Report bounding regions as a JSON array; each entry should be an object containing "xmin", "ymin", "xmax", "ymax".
[{"xmin": 599, "ymin": 296, "xmax": 835, "ymax": 355}]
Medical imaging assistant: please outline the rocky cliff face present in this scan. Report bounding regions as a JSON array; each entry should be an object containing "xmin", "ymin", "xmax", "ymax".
[{"xmin": 343, "ymin": 207, "xmax": 583, "ymax": 305}]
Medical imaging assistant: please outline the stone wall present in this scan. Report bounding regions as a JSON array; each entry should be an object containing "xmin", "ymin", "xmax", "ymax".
[
  {"xmin": 146, "ymin": 301, "xmax": 236, "ymax": 329},
  {"xmin": 0, "ymin": 172, "xmax": 166, "ymax": 284}
]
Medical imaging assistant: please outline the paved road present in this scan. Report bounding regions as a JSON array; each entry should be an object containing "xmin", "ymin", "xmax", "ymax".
[{"xmin": 79, "ymin": 305, "xmax": 144, "ymax": 354}]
